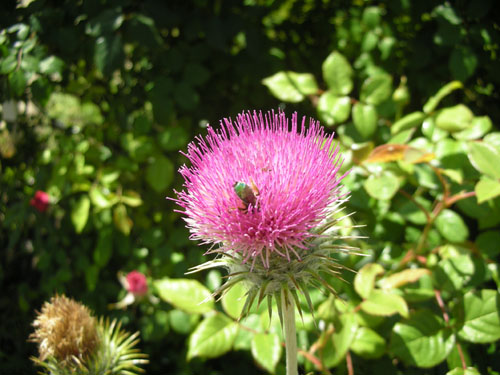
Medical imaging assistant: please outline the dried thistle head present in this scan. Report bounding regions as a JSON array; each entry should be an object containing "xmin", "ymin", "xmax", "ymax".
[{"xmin": 30, "ymin": 295, "xmax": 98, "ymax": 366}]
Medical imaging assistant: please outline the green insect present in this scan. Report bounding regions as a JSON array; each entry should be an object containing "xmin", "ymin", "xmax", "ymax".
[{"xmin": 233, "ymin": 180, "xmax": 259, "ymax": 211}]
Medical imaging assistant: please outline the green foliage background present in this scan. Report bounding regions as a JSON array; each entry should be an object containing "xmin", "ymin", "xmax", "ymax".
[{"xmin": 1, "ymin": 0, "xmax": 500, "ymax": 374}]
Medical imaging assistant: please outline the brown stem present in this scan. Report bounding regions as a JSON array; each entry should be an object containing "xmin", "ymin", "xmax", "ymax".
[
  {"xmin": 346, "ymin": 351, "xmax": 354, "ymax": 375},
  {"xmin": 435, "ymin": 290, "xmax": 467, "ymax": 369},
  {"xmin": 298, "ymin": 349, "xmax": 330, "ymax": 374},
  {"xmin": 431, "ymin": 166, "xmax": 450, "ymax": 199},
  {"xmin": 434, "ymin": 289, "xmax": 449, "ymax": 324},
  {"xmin": 445, "ymin": 191, "xmax": 476, "ymax": 207},
  {"xmin": 456, "ymin": 342, "xmax": 468, "ymax": 370}
]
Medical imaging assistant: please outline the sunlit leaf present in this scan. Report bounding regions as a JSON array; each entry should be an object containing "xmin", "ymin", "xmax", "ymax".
[
  {"xmin": 354, "ymin": 263, "xmax": 384, "ymax": 299},
  {"xmin": 352, "ymin": 103, "xmax": 377, "ymax": 139},
  {"xmin": 154, "ymin": 278, "xmax": 214, "ymax": 314},
  {"xmin": 475, "ymin": 177, "xmax": 500, "ymax": 203},
  {"xmin": 187, "ymin": 314, "xmax": 238, "ymax": 359},
  {"xmin": 361, "ymin": 290, "xmax": 409, "ymax": 318},
  {"xmin": 251, "ymin": 333, "xmax": 282, "ymax": 373},
  {"xmin": 363, "ymin": 171, "xmax": 400, "ymax": 200},
  {"xmin": 350, "ymin": 326, "xmax": 385, "ymax": 359},
  {"xmin": 423, "ymin": 81, "xmax": 463, "ymax": 114},
  {"xmin": 262, "ymin": 71, "xmax": 318, "ymax": 102},
  {"xmin": 71, "ymin": 195, "xmax": 90, "ymax": 233},
  {"xmin": 390, "ymin": 310, "xmax": 455, "ymax": 367},
  {"xmin": 380, "ymin": 269, "xmax": 431, "ymax": 290},
  {"xmin": 455, "ymin": 289, "xmax": 500, "ymax": 343},
  {"xmin": 466, "ymin": 141, "xmax": 500, "ymax": 179},
  {"xmin": 322, "ymin": 51, "xmax": 353, "ymax": 95}
]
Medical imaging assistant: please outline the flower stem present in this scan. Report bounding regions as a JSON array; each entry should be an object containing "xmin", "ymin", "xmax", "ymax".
[{"xmin": 281, "ymin": 288, "xmax": 298, "ymax": 375}]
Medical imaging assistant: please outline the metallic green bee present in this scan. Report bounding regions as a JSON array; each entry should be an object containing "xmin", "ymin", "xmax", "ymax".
[{"xmin": 233, "ymin": 180, "xmax": 259, "ymax": 211}]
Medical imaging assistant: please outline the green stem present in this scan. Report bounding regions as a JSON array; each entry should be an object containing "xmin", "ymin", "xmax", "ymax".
[{"xmin": 281, "ymin": 288, "xmax": 298, "ymax": 375}]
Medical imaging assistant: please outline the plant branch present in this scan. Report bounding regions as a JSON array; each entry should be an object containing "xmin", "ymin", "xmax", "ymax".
[{"xmin": 435, "ymin": 289, "xmax": 467, "ymax": 369}]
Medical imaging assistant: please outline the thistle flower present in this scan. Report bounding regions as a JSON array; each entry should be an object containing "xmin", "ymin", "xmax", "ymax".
[
  {"xmin": 30, "ymin": 295, "xmax": 98, "ymax": 365},
  {"xmin": 30, "ymin": 295, "xmax": 148, "ymax": 375},
  {"xmin": 174, "ymin": 110, "xmax": 359, "ymax": 317},
  {"xmin": 30, "ymin": 190, "xmax": 50, "ymax": 212}
]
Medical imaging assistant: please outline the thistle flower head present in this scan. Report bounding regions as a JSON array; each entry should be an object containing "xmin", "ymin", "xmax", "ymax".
[
  {"xmin": 175, "ymin": 110, "xmax": 347, "ymax": 268},
  {"xmin": 30, "ymin": 295, "xmax": 98, "ymax": 364},
  {"xmin": 30, "ymin": 295, "xmax": 148, "ymax": 375},
  {"xmin": 175, "ymin": 110, "xmax": 359, "ymax": 319}
]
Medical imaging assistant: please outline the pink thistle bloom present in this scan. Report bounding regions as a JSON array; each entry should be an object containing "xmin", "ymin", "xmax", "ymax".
[
  {"xmin": 30, "ymin": 190, "xmax": 50, "ymax": 213},
  {"xmin": 125, "ymin": 271, "xmax": 148, "ymax": 296},
  {"xmin": 174, "ymin": 110, "xmax": 347, "ymax": 269}
]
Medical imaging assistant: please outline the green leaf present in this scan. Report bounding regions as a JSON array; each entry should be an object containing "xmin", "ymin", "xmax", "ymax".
[
  {"xmin": 39, "ymin": 56, "xmax": 64, "ymax": 75},
  {"xmin": 94, "ymin": 34, "xmax": 124, "ymax": 76},
  {"xmin": 350, "ymin": 326, "xmax": 385, "ymax": 359},
  {"xmin": 423, "ymin": 81, "xmax": 463, "ymax": 114},
  {"xmin": 455, "ymin": 289, "xmax": 500, "ymax": 343},
  {"xmin": 86, "ymin": 8, "xmax": 124, "ymax": 36},
  {"xmin": 354, "ymin": 263, "xmax": 384, "ymax": 299},
  {"xmin": 187, "ymin": 314, "xmax": 238, "ymax": 359},
  {"xmin": 169, "ymin": 309, "xmax": 199, "ymax": 335},
  {"xmin": 71, "ymin": 195, "xmax": 90, "ymax": 233},
  {"xmin": 446, "ymin": 367, "xmax": 481, "ymax": 375},
  {"xmin": 363, "ymin": 171, "xmax": 400, "ymax": 200},
  {"xmin": 234, "ymin": 314, "xmax": 260, "ymax": 350},
  {"xmin": 435, "ymin": 209, "xmax": 469, "ymax": 242},
  {"xmin": 449, "ymin": 47, "xmax": 478, "ymax": 82},
  {"xmin": 85, "ymin": 264, "xmax": 99, "ymax": 292},
  {"xmin": 391, "ymin": 111, "xmax": 426, "ymax": 134},
  {"xmin": 362, "ymin": 7, "xmax": 381, "ymax": 28},
  {"xmin": 390, "ymin": 310, "xmax": 455, "ymax": 368},
  {"xmin": 435, "ymin": 105, "xmax": 474, "ymax": 132},
  {"xmin": 475, "ymin": 176, "xmax": 500, "ymax": 204},
  {"xmin": 0, "ymin": 54, "xmax": 17, "ymax": 74},
  {"xmin": 422, "ymin": 117, "xmax": 448, "ymax": 142},
  {"xmin": 380, "ymin": 268, "xmax": 431, "ymax": 290},
  {"xmin": 476, "ymin": 230, "xmax": 500, "ymax": 258},
  {"xmin": 452, "ymin": 116, "xmax": 492, "ymax": 140},
  {"xmin": 221, "ymin": 282, "xmax": 248, "ymax": 319},
  {"xmin": 251, "ymin": 333, "xmax": 282, "ymax": 373},
  {"xmin": 484, "ymin": 132, "xmax": 500, "ymax": 149},
  {"xmin": 466, "ymin": 141, "xmax": 500, "ymax": 179},
  {"xmin": 146, "ymin": 156, "xmax": 174, "ymax": 193},
  {"xmin": 89, "ymin": 188, "xmax": 116, "ymax": 208},
  {"xmin": 93, "ymin": 228, "xmax": 112, "ymax": 267},
  {"xmin": 353, "ymin": 103, "xmax": 377, "ymax": 139},
  {"xmin": 154, "ymin": 278, "xmax": 214, "ymax": 314},
  {"xmin": 317, "ymin": 92, "xmax": 351, "ymax": 126},
  {"xmin": 323, "ymin": 314, "xmax": 358, "ymax": 368},
  {"xmin": 113, "ymin": 204, "xmax": 132, "ymax": 235},
  {"xmin": 262, "ymin": 71, "xmax": 318, "ymax": 103},
  {"xmin": 322, "ymin": 51, "xmax": 353, "ymax": 95},
  {"xmin": 9, "ymin": 70, "xmax": 27, "ymax": 97},
  {"xmin": 360, "ymin": 74, "xmax": 393, "ymax": 105},
  {"xmin": 434, "ymin": 254, "xmax": 475, "ymax": 292},
  {"xmin": 120, "ymin": 190, "xmax": 143, "ymax": 207},
  {"xmin": 361, "ymin": 290, "xmax": 409, "ymax": 318}
]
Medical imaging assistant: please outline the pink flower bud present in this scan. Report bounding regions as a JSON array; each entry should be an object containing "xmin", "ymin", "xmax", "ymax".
[
  {"xmin": 30, "ymin": 190, "xmax": 50, "ymax": 213},
  {"xmin": 125, "ymin": 271, "xmax": 148, "ymax": 296}
]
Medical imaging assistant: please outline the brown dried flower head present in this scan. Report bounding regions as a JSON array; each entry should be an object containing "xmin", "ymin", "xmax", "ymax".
[{"xmin": 30, "ymin": 295, "xmax": 98, "ymax": 365}]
